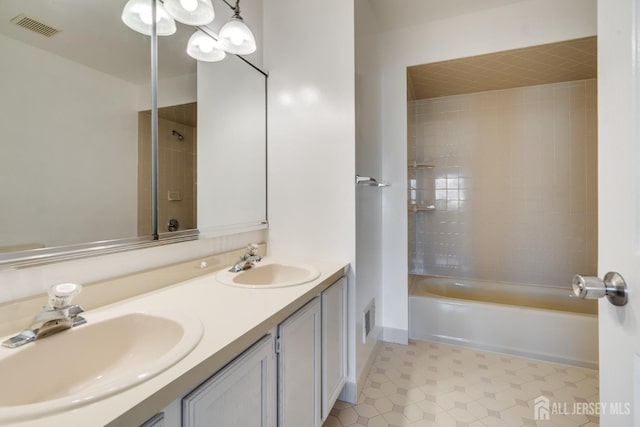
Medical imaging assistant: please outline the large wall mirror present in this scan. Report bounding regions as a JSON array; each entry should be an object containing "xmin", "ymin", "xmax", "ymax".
[{"xmin": 0, "ymin": 0, "xmax": 267, "ymax": 267}]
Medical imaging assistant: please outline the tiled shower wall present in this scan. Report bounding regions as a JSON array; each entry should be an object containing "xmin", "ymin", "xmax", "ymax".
[
  {"xmin": 138, "ymin": 113, "xmax": 197, "ymax": 235},
  {"xmin": 408, "ymin": 79, "xmax": 597, "ymax": 287}
]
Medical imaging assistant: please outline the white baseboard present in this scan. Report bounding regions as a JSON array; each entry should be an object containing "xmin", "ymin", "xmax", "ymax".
[
  {"xmin": 338, "ymin": 335, "xmax": 383, "ymax": 404},
  {"xmin": 382, "ymin": 327, "xmax": 408, "ymax": 345},
  {"xmin": 336, "ymin": 328, "xmax": 409, "ymax": 404},
  {"xmin": 338, "ymin": 380, "xmax": 357, "ymax": 404}
]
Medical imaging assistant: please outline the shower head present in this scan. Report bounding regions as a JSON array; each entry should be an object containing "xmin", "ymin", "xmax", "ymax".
[{"xmin": 172, "ymin": 130, "xmax": 184, "ymax": 141}]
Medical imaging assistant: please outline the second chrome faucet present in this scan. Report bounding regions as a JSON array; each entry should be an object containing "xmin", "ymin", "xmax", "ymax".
[{"xmin": 229, "ymin": 244, "xmax": 262, "ymax": 272}]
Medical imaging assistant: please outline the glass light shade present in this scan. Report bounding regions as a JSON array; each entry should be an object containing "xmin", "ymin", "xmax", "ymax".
[
  {"xmin": 218, "ymin": 17, "xmax": 256, "ymax": 55},
  {"xmin": 122, "ymin": 0, "xmax": 176, "ymax": 36},
  {"xmin": 187, "ymin": 30, "xmax": 226, "ymax": 62},
  {"xmin": 164, "ymin": 0, "xmax": 215, "ymax": 26}
]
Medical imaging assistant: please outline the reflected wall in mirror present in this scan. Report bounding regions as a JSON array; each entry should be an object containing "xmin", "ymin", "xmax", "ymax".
[
  {"xmin": 196, "ymin": 55, "xmax": 267, "ymax": 231},
  {"xmin": 0, "ymin": 0, "xmax": 267, "ymax": 266},
  {"xmin": 157, "ymin": 19, "xmax": 267, "ymax": 235},
  {"xmin": 0, "ymin": 1, "xmax": 150, "ymax": 253}
]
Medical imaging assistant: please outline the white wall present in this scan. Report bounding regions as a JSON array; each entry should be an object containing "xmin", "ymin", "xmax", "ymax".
[
  {"xmin": 197, "ymin": 56, "xmax": 267, "ymax": 231},
  {"xmin": 378, "ymin": 0, "xmax": 597, "ymax": 343},
  {"xmin": 263, "ymin": 0, "xmax": 356, "ymax": 399},
  {"xmin": 354, "ymin": 0, "xmax": 384, "ymax": 391},
  {"xmin": 0, "ymin": 229, "xmax": 267, "ymax": 304},
  {"xmin": 0, "ymin": 33, "xmax": 139, "ymax": 249},
  {"xmin": 137, "ymin": 72, "xmax": 198, "ymax": 112}
]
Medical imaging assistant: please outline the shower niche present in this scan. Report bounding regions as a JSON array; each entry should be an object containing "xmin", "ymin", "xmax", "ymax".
[{"xmin": 407, "ymin": 162, "xmax": 436, "ymax": 212}]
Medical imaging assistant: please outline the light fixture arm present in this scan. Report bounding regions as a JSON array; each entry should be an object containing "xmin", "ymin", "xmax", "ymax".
[
  {"xmin": 195, "ymin": 25, "xmax": 219, "ymax": 41},
  {"xmin": 221, "ymin": 0, "xmax": 241, "ymax": 17}
]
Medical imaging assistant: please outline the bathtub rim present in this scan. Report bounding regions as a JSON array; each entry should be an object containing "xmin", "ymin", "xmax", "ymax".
[{"xmin": 409, "ymin": 273, "xmax": 598, "ymax": 315}]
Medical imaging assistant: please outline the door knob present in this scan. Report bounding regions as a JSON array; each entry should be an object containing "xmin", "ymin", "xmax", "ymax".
[{"xmin": 572, "ymin": 272, "xmax": 628, "ymax": 306}]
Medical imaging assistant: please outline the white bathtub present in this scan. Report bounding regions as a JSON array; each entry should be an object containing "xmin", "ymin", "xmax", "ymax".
[{"xmin": 409, "ymin": 275, "xmax": 598, "ymax": 369}]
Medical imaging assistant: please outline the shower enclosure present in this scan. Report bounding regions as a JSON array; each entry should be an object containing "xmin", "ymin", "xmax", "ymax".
[{"xmin": 407, "ymin": 37, "xmax": 598, "ymax": 288}]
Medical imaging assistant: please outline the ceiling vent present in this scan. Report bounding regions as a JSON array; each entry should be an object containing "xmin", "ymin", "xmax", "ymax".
[{"xmin": 10, "ymin": 14, "xmax": 61, "ymax": 38}]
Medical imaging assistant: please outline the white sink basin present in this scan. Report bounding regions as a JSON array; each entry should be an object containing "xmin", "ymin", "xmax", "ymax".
[
  {"xmin": 216, "ymin": 260, "xmax": 320, "ymax": 288},
  {"xmin": 0, "ymin": 310, "xmax": 203, "ymax": 422}
]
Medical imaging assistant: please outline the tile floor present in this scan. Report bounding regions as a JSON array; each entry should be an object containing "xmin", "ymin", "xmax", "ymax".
[{"xmin": 324, "ymin": 340, "xmax": 599, "ymax": 427}]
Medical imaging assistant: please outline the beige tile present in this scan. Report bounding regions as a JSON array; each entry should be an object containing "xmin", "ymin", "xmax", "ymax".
[
  {"xmin": 334, "ymin": 400, "xmax": 354, "ymax": 410},
  {"xmin": 548, "ymin": 412, "xmax": 592, "ymax": 427},
  {"xmin": 415, "ymin": 398, "xmax": 447, "ymax": 415},
  {"xmin": 404, "ymin": 388, "xmax": 427, "ymax": 404},
  {"xmin": 372, "ymin": 396, "xmax": 394, "ymax": 414},
  {"xmin": 474, "ymin": 393, "xmax": 517, "ymax": 412},
  {"xmin": 381, "ymin": 410, "xmax": 412, "ymax": 426},
  {"xmin": 447, "ymin": 406, "xmax": 479, "ymax": 423},
  {"xmin": 478, "ymin": 415, "xmax": 513, "ymax": 426},
  {"xmin": 401, "ymin": 403, "xmax": 426, "ymax": 423},
  {"xmin": 362, "ymin": 386, "xmax": 386, "ymax": 400},
  {"xmin": 408, "ymin": 419, "xmax": 439, "ymax": 427},
  {"xmin": 388, "ymin": 392, "xmax": 411, "ymax": 406},
  {"xmin": 431, "ymin": 411, "xmax": 459, "ymax": 427},
  {"xmin": 552, "ymin": 385, "xmax": 598, "ymax": 404},
  {"xmin": 516, "ymin": 380, "xmax": 567, "ymax": 400},
  {"xmin": 326, "ymin": 341, "xmax": 598, "ymax": 427},
  {"xmin": 465, "ymin": 401, "xmax": 490, "ymax": 419},
  {"xmin": 337, "ymin": 407, "xmax": 359, "ymax": 426},
  {"xmin": 380, "ymin": 381, "xmax": 400, "ymax": 396},
  {"xmin": 366, "ymin": 414, "xmax": 395, "ymax": 427},
  {"xmin": 497, "ymin": 404, "xmax": 543, "ymax": 426},
  {"xmin": 369, "ymin": 372, "xmax": 391, "ymax": 384},
  {"xmin": 353, "ymin": 403, "xmax": 379, "ymax": 419},
  {"xmin": 323, "ymin": 415, "xmax": 344, "ymax": 427}
]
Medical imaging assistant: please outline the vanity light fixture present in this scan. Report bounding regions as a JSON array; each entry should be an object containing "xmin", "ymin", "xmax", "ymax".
[
  {"xmin": 163, "ymin": 0, "xmax": 215, "ymax": 26},
  {"xmin": 217, "ymin": 0, "xmax": 256, "ymax": 55},
  {"xmin": 187, "ymin": 29, "xmax": 226, "ymax": 62},
  {"xmin": 122, "ymin": 0, "xmax": 256, "ymax": 61},
  {"xmin": 121, "ymin": 0, "xmax": 176, "ymax": 36}
]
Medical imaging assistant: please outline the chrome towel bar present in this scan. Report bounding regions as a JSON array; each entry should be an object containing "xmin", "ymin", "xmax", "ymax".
[{"xmin": 355, "ymin": 175, "xmax": 390, "ymax": 187}]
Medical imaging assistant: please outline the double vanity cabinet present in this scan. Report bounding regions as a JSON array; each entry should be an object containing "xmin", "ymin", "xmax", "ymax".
[
  {"xmin": 149, "ymin": 277, "xmax": 347, "ymax": 427},
  {"xmin": 0, "ymin": 254, "xmax": 348, "ymax": 427}
]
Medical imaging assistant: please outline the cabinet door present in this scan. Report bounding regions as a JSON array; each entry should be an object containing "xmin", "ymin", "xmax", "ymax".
[
  {"xmin": 277, "ymin": 297, "xmax": 321, "ymax": 427},
  {"xmin": 182, "ymin": 335, "xmax": 276, "ymax": 427},
  {"xmin": 321, "ymin": 277, "xmax": 347, "ymax": 421}
]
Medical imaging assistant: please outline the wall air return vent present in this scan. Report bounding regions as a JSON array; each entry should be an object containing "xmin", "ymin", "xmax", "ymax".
[{"xmin": 10, "ymin": 14, "xmax": 61, "ymax": 38}]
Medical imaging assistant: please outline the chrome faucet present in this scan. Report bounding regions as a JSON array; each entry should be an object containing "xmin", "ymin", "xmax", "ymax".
[
  {"xmin": 229, "ymin": 244, "xmax": 262, "ymax": 272},
  {"xmin": 2, "ymin": 283, "xmax": 86, "ymax": 348}
]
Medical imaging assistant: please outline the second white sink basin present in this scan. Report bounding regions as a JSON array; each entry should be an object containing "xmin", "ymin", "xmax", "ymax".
[
  {"xmin": 0, "ymin": 310, "xmax": 203, "ymax": 422},
  {"xmin": 216, "ymin": 259, "xmax": 320, "ymax": 288}
]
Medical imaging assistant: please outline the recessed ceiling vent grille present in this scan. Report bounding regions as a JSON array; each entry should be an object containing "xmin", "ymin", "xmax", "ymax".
[{"xmin": 10, "ymin": 14, "xmax": 61, "ymax": 38}]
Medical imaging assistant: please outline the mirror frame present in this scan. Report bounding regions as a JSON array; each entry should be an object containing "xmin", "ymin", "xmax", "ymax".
[{"xmin": 0, "ymin": 4, "xmax": 268, "ymax": 270}]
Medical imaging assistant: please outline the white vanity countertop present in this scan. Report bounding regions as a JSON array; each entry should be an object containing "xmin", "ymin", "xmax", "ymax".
[{"xmin": 5, "ymin": 256, "xmax": 349, "ymax": 427}]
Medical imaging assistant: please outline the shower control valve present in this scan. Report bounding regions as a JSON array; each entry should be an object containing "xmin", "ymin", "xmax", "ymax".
[{"xmin": 572, "ymin": 272, "xmax": 628, "ymax": 306}]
